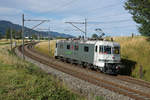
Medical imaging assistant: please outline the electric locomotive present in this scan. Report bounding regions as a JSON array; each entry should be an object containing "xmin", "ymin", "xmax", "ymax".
[{"xmin": 54, "ymin": 39, "xmax": 121, "ymax": 74}]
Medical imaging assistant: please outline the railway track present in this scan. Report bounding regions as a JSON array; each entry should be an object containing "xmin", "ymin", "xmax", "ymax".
[
  {"xmin": 89, "ymin": 69, "xmax": 150, "ymax": 90},
  {"xmin": 18, "ymin": 43, "xmax": 150, "ymax": 100},
  {"xmin": 117, "ymin": 75, "xmax": 150, "ymax": 89},
  {"xmin": 30, "ymin": 44, "xmax": 150, "ymax": 91}
]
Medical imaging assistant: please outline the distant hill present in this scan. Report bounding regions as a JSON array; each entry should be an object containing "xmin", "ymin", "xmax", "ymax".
[{"xmin": 0, "ymin": 20, "xmax": 74, "ymax": 38}]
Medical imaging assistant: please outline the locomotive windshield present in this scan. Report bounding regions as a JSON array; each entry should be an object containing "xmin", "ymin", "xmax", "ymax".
[
  {"xmin": 104, "ymin": 46, "xmax": 111, "ymax": 54},
  {"xmin": 99, "ymin": 46, "xmax": 120, "ymax": 54},
  {"xmin": 99, "ymin": 46, "xmax": 111, "ymax": 54}
]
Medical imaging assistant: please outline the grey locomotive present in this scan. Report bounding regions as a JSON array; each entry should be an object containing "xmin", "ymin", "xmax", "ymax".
[{"xmin": 54, "ymin": 39, "xmax": 121, "ymax": 74}]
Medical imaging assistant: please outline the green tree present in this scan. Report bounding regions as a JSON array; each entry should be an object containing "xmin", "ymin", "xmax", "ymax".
[
  {"xmin": 92, "ymin": 34, "xmax": 98, "ymax": 38},
  {"xmin": 125, "ymin": 0, "xmax": 150, "ymax": 36},
  {"xmin": 15, "ymin": 30, "xmax": 22, "ymax": 39},
  {"xmin": 5, "ymin": 28, "xmax": 11, "ymax": 39},
  {"xmin": 32, "ymin": 34, "xmax": 38, "ymax": 39},
  {"xmin": 12, "ymin": 29, "xmax": 16, "ymax": 39}
]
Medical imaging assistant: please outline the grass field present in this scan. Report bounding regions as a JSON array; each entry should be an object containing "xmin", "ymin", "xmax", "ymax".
[
  {"xmin": 0, "ymin": 41, "xmax": 87, "ymax": 100},
  {"xmin": 35, "ymin": 37, "xmax": 150, "ymax": 82},
  {"xmin": 113, "ymin": 36, "xmax": 150, "ymax": 81},
  {"xmin": 0, "ymin": 39, "xmax": 23, "ymax": 46},
  {"xmin": 35, "ymin": 40, "xmax": 56, "ymax": 57}
]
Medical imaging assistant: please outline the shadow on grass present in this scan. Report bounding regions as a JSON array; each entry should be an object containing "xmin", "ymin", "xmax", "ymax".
[
  {"xmin": 146, "ymin": 37, "xmax": 150, "ymax": 42},
  {"xmin": 119, "ymin": 58, "xmax": 136, "ymax": 76}
]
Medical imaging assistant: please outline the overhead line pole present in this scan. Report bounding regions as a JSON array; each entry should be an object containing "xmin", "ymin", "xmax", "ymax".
[
  {"xmin": 85, "ymin": 18, "xmax": 87, "ymax": 38},
  {"xmin": 36, "ymin": 28, "xmax": 51, "ymax": 56},
  {"xmin": 10, "ymin": 26, "xmax": 13, "ymax": 51},
  {"xmin": 21, "ymin": 14, "xmax": 50, "ymax": 60},
  {"xmin": 48, "ymin": 27, "xmax": 50, "ymax": 57},
  {"xmin": 31, "ymin": 21, "xmax": 46, "ymax": 30},
  {"xmin": 26, "ymin": 20, "xmax": 49, "ymax": 41},
  {"xmin": 67, "ymin": 22, "xmax": 85, "ymax": 34},
  {"xmin": 65, "ymin": 18, "xmax": 87, "ymax": 39},
  {"xmin": 22, "ymin": 14, "xmax": 25, "ymax": 59}
]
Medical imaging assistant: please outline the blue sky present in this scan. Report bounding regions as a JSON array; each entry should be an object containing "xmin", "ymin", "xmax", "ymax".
[{"xmin": 0, "ymin": 0, "xmax": 139, "ymax": 37}]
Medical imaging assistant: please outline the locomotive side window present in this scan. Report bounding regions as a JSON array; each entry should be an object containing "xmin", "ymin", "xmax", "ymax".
[
  {"xmin": 60, "ymin": 44, "xmax": 63, "ymax": 49},
  {"xmin": 75, "ymin": 45, "xmax": 79, "ymax": 51},
  {"xmin": 84, "ymin": 46, "xmax": 89, "ymax": 52},
  {"xmin": 99, "ymin": 46, "xmax": 103, "ymax": 53},
  {"xmin": 95, "ymin": 46, "xmax": 97, "ymax": 52},
  {"xmin": 67, "ymin": 45, "xmax": 70, "ymax": 49},
  {"xmin": 104, "ymin": 46, "xmax": 111, "ymax": 54}
]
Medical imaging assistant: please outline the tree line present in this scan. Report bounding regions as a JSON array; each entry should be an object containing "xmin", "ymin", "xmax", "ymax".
[
  {"xmin": 5, "ymin": 28, "xmax": 22, "ymax": 40},
  {"xmin": 2, "ymin": 28, "xmax": 44, "ymax": 40}
]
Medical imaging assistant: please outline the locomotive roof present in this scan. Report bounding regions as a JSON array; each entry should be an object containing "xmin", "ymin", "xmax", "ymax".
[{"xmin": 57, "ymin": 40, "xmax": 120, "ymax": 47}]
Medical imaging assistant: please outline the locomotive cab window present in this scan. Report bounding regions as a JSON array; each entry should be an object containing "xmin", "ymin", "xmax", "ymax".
[
  {"xmin": 95, "ymin": 46, "xmax": 97, "ymax": 52},
  {"xmin": 99, "ymin": 46, "xmax": 103, "ymax": 53},
  {"xmin": 84, "ymin": 46, "xmax": 89, "ymax": 52},
  {"xmin": 104, "ymin": 46, "xmax": 111, "ymax": 54},
  {"xmin": 67, "ymin": 45, "xmax": 70, "ymax": 49},
  {"xmin": 60, "ymin": 44, "xmax": 63, "ymax": 49}
]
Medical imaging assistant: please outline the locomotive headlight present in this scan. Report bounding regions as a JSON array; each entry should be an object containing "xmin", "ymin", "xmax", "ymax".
[
  {"xmin": 116, "ymin": 66, "xmax": 120, "ymax": 70},
  {"xmin": 112, "ymin": 56, "xmax": 115, "ymax": 59}
]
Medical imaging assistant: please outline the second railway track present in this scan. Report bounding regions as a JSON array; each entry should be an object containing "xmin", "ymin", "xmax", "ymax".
[{"xmin": 18, "ymin": 43, "xmax": 150, "ymax": 100}]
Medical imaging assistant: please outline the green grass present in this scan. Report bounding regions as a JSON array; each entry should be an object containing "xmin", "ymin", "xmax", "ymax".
[
  {"xmin": 0, "ymin": 63, "xmax": 84, "ymax": 100},
  {"xmin": 0, "ymin": 44, "xmax": 86, "ymax": 100}
]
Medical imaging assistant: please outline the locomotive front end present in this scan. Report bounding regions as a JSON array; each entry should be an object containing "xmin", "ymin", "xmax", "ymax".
[{"xmin": 94, "ymin": 41, "xmax": 121, "ymax": 74}]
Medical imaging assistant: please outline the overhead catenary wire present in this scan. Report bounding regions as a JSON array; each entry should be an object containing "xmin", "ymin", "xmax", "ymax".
[
  {"xmin": 86, "ymin": 19, "xmax": 133, "ymax": 24},
  {"xmin": 89, "ymin": 12, "xmax": 130, "ymax": 20},
  {"xmin": 49, "ymin": 0, "xmax": 79, "ymax": 12},
  {"xmin": 99, "ymin": 25, "xmax": 138, "ymax": 30},
  {"xmin": 83, "ymin": 1, "xmax": 123, "ymax": 14},
  {"xmin": 80, "ymin": 1, "xmax": 130, "ymax": 23},
  {"xmin": 48, "ymin": 0, "xmax": 135, "ymax": 32}
]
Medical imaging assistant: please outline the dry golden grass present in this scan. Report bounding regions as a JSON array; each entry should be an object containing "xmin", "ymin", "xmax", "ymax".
[
  {"xmin": 35, "ymin": 40, "xmax": 56, "ymax": 57},
  {"xmin": 114, "ymin": 36, "xmax": 150, "ymax": 81},
  {"xmin": 0, "ymin": 44, "xmax": 28, "ymax": 66},
  {"xmin": 0, "ymin": 39, "xmax": 23, "ymax": 46},
  {"xmin": 0, "ymin": 39, "xmax": 9, "ymax": 42}
]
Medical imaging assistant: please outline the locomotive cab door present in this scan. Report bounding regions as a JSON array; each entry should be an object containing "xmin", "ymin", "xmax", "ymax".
[
  {"xmin": 54, "ymin": 42, "xmax": 58, "ymax": 57},
  {"xmin": 94, "ymin": 45, "xmax": 99, "ymax": 69},
  {"xmin": 94, "ymin": 45, "xmax": 105, "ymax": 71}
]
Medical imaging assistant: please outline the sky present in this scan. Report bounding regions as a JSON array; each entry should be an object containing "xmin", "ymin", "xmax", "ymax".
[{"xmin": 0, "ymin": 0, "xmax": 139, "ymax": 37}]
